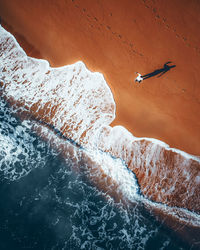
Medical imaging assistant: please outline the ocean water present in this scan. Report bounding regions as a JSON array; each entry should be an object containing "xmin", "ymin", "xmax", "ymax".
[
  {"xmin": 0, "ymin": 25, "xmax": 200, "ymax": 249},
  {"xmin": 0, "ymin": 98, "xmax": 189, "ymax": 250},
  {"xmin": 0, "ymin": 24, "xmax": 199, "ymax": 214}
]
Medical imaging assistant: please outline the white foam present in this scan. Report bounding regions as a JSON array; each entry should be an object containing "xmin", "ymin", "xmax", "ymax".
[
  {"xmin": 142, "ymin": 196, "xmax": 200, "ymax": 228},
  {"xmin": 0, "ymin": 25, "xmax": 115, "ymax": 148},
  {"xmin": 0, "ymin": 104, "xmax": 52, "ymax": 180},
  {"xmin": 1, "ymin": 25, "xmax": 200, "ymax": 214},
  {"xmin": 98, "ymin": 125, "xmax": 200, "ymax": 162},
  {"xmin": 27, "ymin": 121, "xmax": 139, "ymax": 202},
  {"xmin": 23, "ymin": 121, "xmax": 200, "ymax": 229},
  {"xmin": 97, "ymin": 126, "xmax": 200, "ymax": 212},
  {"xmin": 87, "ymin": 149, "xmax": 140, "ymax": 201}
]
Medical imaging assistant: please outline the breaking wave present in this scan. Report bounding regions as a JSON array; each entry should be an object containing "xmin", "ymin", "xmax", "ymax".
[
  {"xmin": 0, "ymin": 25, "xmax": 200, "ymax": 248},
  {"xmin": 0, "ymin": 98, "xmax": 53, "ymax": 181},
  {"xmin": 0, "ymin": 98, "xmax": 199, "ymax": 249}
]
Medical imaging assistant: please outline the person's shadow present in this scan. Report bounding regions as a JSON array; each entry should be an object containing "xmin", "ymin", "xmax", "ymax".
[{"xmin": 142, "ymin": 62, "xmax": 176, "ymax": 80}]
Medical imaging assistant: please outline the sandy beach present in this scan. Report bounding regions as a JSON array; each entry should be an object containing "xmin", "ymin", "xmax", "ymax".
[
  {"xmin": 0, "ymin": 0, "xmax": 200, "ymax": 155},
  {"xmin": 1, "ymin": 2, "xmax": 200, "ymax": 248}
]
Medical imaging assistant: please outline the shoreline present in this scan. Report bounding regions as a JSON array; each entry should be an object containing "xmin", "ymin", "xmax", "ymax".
[
  {"xmin": 1, "ymin": 24, "xmax": 200, "ymax": 214},
  {"xmin": 3, "ymin": 21, "xmax": 200, "ymax": 163},
  {"xmin": 0, "ymin": 0, "xmax": 200, "ymax": 155},
  {"xmin": 2, "ymin": 22, "xmax": 200, "ymax": 162}
]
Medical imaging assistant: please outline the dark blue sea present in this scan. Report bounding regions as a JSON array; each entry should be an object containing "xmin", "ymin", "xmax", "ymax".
[{"xmin": 0, "ymin": 97, "xmax": 190, "ymax": 249}]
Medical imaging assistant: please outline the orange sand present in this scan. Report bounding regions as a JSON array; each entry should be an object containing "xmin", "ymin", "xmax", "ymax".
[{"xmin": 0, "ymin": 0, "xmax": 200, "ymax": 155}]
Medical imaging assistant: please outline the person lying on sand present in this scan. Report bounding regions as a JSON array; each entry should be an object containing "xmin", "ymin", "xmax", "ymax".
[{"xmin": 135, "ymin": 72, "xmax": 143, "ymax": 83}]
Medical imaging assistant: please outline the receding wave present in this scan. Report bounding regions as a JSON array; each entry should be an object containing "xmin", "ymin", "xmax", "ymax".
[
  {"xmin": 98, "ymin": 126, "xmax": 200, "ymax": 213},
  {"xmin": 0, "ymin": 97, "xmax": 187, "ymax": 249},
  {"xmin": 0, "ymin": 25, "xmax": 200, "ymax": 248},
  {"xmin": 0, "ymin": 25, "xmax": 115, "ymax": 147}
]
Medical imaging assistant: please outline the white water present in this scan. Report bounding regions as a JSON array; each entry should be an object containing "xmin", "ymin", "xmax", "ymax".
[
  {"xmin": 0, "ymin": 25, "xmax": 115, "ymax": 148},
  {"xmin": 28, "ymin": 120, "xmax": 200, "ymax": 230},
  {"xmin": 0, "ymin": 24, "xmax": 200, "ymax": 234}
]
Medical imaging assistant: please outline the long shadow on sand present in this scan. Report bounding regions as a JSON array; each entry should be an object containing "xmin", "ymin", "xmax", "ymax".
[{"xmin": 142, "ymin": 62, "xmax": 176, "ymax": 80}]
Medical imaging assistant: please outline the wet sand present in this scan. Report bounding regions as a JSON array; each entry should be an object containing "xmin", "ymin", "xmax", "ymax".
[{"xmin": 0, "ymin": 0, "xmax": 200, "ymax": 155}]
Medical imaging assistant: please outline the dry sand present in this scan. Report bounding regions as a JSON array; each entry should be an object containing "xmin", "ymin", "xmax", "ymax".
[{"xmin": 0, "ymin": 0, "xmax": 200, "ymax": 155}]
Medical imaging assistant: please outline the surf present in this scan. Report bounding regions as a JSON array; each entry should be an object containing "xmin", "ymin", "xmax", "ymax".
[{"xmin": 0, "ymin": 24, "xmax": 200, "ymax": 247}]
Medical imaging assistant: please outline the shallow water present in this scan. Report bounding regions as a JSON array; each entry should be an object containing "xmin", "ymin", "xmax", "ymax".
[
  {"xmin": 1, "ymin": 24, "xmax": 199, "ymax": 249},
  {"xmin": 0, "ymin": 98, "xmax": 190, "ymax": 249}
]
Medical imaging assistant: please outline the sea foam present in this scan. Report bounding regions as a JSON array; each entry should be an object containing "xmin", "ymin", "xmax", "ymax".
[
  {"xmin": 0, "ymin": 25, "xmax": 115, "ymax": 148},
  {"xmin": 0, "ymin": 25, "xmax": 200, "ymax": 215}
]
